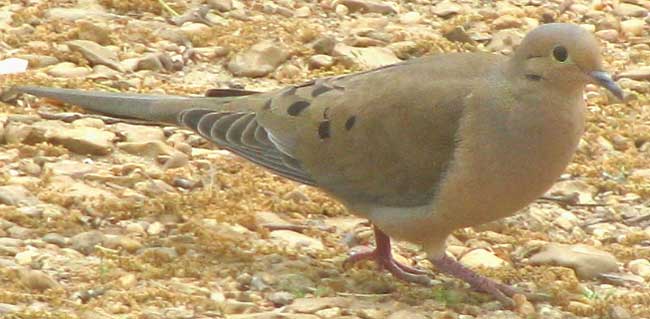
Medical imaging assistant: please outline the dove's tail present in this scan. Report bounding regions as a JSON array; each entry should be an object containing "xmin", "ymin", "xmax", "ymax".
[{"xmin": 13, "ymin": 86, "xmax": 230, "ymax": 124}]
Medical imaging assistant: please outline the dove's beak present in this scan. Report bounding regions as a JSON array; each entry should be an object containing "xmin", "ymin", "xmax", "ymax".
[{"xmin": 590, "ymin": 71, "xmax": 624, "ymax": 100}]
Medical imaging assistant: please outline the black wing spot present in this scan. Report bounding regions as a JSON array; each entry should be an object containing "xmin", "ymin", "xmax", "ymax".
[
  {"xmin": 287, "ymin": 101, "xmax": 310, "ymax": 116},
  {"xmin": 525, "ymin": 74, "xmax": 543, "ymax": 81},
  {"xmin": 312, "ymin": 84, "xmax": 332, "ymax": 97},
  {"xmin": 318, "ymin": 120, "xmax": 331, "ymax": 139},
  {"xmin": 282, "ymin": 86, "xmax": 297, "ymax": 96},
  {"xmin": 345, "ymin": 116, "xmax": 356, "ymax": 130},
  {"xmin": 263, "ymin": 98, "xmax": 272, "ymax": 110},
  {"xmin": 323, "ymin": 106, "xmax": 331, "ymax": 119}
]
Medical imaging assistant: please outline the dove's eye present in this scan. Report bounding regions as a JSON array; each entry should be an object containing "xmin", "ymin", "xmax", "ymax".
[{"xmin": 552, "ymin": 46, "xmax": 568, "ymax": 62}]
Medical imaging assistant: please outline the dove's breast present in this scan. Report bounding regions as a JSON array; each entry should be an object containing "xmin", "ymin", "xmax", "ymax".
[{"xmin": 430, "ymin": 85, "xmax": 586, "ymax": 231}]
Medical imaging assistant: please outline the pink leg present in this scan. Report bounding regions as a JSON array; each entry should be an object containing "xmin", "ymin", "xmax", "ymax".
[
  {"xmin": 430, "ymin": 254, "xmax": 517, "ymax": 306},
  {"xmin": 345, "ymin": 227, "xmax": 545, "ymax": 305},
  {"xmin": 343, "ymin": 226, "xmax": 432, "ymax": 286}
]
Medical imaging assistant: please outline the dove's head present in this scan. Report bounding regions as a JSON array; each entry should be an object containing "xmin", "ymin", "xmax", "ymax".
[{"xmin": 512, "ymin": 23, "xmax": 623, "ymax": 100}]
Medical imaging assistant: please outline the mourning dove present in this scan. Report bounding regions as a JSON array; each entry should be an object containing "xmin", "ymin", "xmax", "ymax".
[{"xmin": 14, "ymin": 23, "xmax": 623, "ymax": 305}]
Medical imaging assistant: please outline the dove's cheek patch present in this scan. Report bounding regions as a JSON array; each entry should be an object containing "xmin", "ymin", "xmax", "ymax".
[
  {"xmin": 287, "ymin": 101, "xmax": 310, "ymax": 116},
  {"xmin": 318, "ymin": 120, "xmax": 331, "ymax": 139}
]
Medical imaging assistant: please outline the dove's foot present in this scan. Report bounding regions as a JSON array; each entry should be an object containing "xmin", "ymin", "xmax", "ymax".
[
  {"xmin": 344, "ymin": 226, "xmax": 432, "ymax": 286},
  {"xmin": 430, "ymin": 253, "xmax": 521, "ymax": 306}
]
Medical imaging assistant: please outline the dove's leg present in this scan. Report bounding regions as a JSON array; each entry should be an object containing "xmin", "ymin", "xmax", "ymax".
[
  {"xmin": 429, "ymin": 254, "xmax": 517, "ymax": 306},
  {"xmin": 344, "ymin": 226, "xmax": 432, "ymax": 285}
]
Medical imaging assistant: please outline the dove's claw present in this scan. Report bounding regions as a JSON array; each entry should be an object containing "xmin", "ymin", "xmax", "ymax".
[
  {"xmin": 344, "ymin": 226, "xmax": 432, "ymax": 286},
  {"xmin": 430, "ymin": 254, "xmax": 523, "ymax": 306}
]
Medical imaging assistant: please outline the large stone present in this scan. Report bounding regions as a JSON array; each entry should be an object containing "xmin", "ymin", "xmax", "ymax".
[
  {"xmin": 486, "ymin": 29, "xmax": 524, "ymax": 53},
  {"xmin": 332, "ymin": 44, "xmax": 400, "ymax": 69},
  {"xmin": 493, "ymin": 15, "xmax": 522, "ymax": 30},
  {"xmin": 620, "ymin": 19, "xmax": 645, "ymax": 37},
  {"xmin": 48, "ymin": 175, "xmax": 119, "ymax": 204},
  {"xmin": 270, "ymin": 230, "xmax": 324, "ymax": 251},
  {"xmin": 112, "ymin": 123, "xmax": 165, "ymax": 143},
  {"xmin": 312, "ymin": 36, "xmax": 336, "ymax": 55},
  {"xmin": 616, "ymin": 66, "xmax": 650, "ymax": 81},
  {"xmin": 0, "ymin": 58, "xmax": 28, "ymax": 75},
  {"xmin": 117, "ymin": 140, "xmax": 183, "ymax": 161},
  {"xmin": 338, "ymin": 0, "xmax": 397, "ymax": 14},
  {"xmin": 208, "ymin": 0, "xmax": 233, "ymax": 12},
  {"xmin": 0, "ymin": 6, "xmax": 13, "ymax": 29},
  {"xmin": 268, "ymin": 291, "xmax": 295, "ymax": 306},
  {"xmin": 14, "ymin": 54, "xmax": 59, "ymax": 68},
  {"xmin": 16, "ymin": 268, "xmax": 61, "ymax": 291},
  {"xmin": 46, "ymin": 126, "xmax": 115, "ymax": 155},
  {"xmin": 0, "ymin": 185, "xmax": 40, "ymax": 206},
  {"xmin": 0, "ymin": 303, "xmax": 22, "ymax": 315},
  {"xmin": 596, "ymin": 29, "xmax": 619, "ymax": 42},
  {"xmin": 255, "ymin": 211, "xmax": 293, "ymax": 228},
  {"xmin": 132, "ymin": 53, "xmax": 176, "ymax": 72},
  {"xmin": 432, "ymin": 0, "xmax": 464, "ymax": 17},
  {"xmin": 546, "ymin": 179, "xmax": 597, "ymax": 205},
  {"xmin": 459, "ymin": 249, "xmax": 508, "ymax": 269},
  {"xmin": 66, "ymin": 40, "xmax": 122, "ymax": 71},
  {"xmin": 614, "ymin": 3, "xmax": 648, "ymax": 17},
  {"xmin": 399, "ymin": 11, "xmax": 422, "ymax": 24},
  {"xmin": 70, "ymin": 230, "xmax": 106, "ymax": 255},
  {"xmin": 227, "ymin": 41, "xmax": 290, "ymax": 77},
  {"xmin": 44, "ymin": 160, "xmax": 96, "ymax": 178},
  {"xmin": 87, "ymin": 65, "xmax": 121, "ymax": 80},
  {"xmin": 287, "ymin": 297, "xmax": 351, "ymax": 313},
  {"xmin": 47, "ymin": 62, "xmax": 92, "ymax": 78},
  {"xmin": 529, "ymin": 243, "xmax": 619, "ymax": 279},
  {"xmin": 76, "ymin": 20, "xmax": 111, "ymax": 45},
  {"xmin": 628, "ymin": 259, "xmax": 650, "ymax": 279},
  {"xmin": 46, "ymin": 8, "xmax": 109, "ymax": 21},
  {"xmin": 308, "ymin": 54, "xmax": 334, "ymax": 69}
]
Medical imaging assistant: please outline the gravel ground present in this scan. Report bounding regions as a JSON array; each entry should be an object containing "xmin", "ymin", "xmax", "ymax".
[{"xmin": 1, "ymin": 0, "xmax": 650, "ymax": 318}]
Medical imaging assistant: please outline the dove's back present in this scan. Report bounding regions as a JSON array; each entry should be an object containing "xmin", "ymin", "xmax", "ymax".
[{"xmin": 15, "ymin": 52, "xmax": 508, "ymax": 208}]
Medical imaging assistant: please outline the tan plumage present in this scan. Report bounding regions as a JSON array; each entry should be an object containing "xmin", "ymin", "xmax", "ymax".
[{"xmin": 14, "ymin": 23, "xmax": 623, "ymax": 305}]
